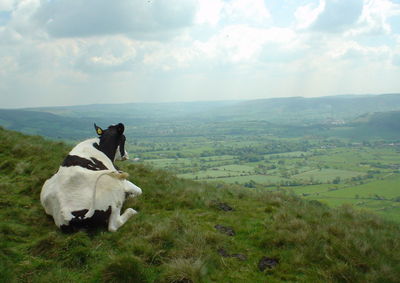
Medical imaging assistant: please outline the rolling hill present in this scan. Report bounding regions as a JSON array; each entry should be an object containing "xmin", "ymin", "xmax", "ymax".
[
  {"xmin": 0, "ymin": 109, "xmax": 93, "ymax": 140},
  {"xmin": 1, "ymin": 127, "xmax": 400, "ymax": 282},
  {"xmin": 212, "ymin": 93, "xmax": 400, "ymax": 124},
  {"xmin": 2, "ymin": 94, "xmax": 400, "ymax": 141},
  {"xmin": 22, "ymin": 93, "xmax": 400, "ymax": 125},
  {"xmin": 327, "ymin": 110, "xmax": 400, "ymax": 140}
]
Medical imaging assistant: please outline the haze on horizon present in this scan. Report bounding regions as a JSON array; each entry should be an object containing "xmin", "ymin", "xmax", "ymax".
[{"xmin": 1, "ymin": 0, "xmax": 400, "ymax": 109}]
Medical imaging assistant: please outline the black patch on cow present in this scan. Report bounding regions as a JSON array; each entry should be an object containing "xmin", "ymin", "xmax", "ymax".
[
  {"xmin": 71, "ymin": 209, "xmax": 89, "ymax": 219},
  {"xmin": 95, "ymin": 123, "xmax": 126, "ymax": 162},
  {"xmin": 119, "ymin": 135, "xmax": 126, "ymax": 158},
  {"xmin": 61, "ymin": 155, "xmax": 108, "ymax": 171},
  {"xmin": 60, "ymin": 206, "xmax": 112, "ymax": 233},
  {"xmin": 92, "ymin": 142, "xmax": 100, "ymax": 150}
]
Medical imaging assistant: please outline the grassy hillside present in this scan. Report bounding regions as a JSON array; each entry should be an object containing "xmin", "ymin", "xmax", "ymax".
[
  {"xmin": 0, "ymin": 109, "xmax": 93, "ymax": 140},
  {"xmin": 1, "ymin": 127, "xmax": 400, "ymax": 282},
  {"xmin": 329, "ymin": 110, "xmax": 400, "ymax": 140},
  {"xmin": 359, "ymin": 111, "xmax": 400, "ymax": 132}
]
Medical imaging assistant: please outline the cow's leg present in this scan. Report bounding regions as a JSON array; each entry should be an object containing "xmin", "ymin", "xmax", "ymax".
[
  {"xmin": 108, "ymin": 207, "xmax": 137, "ymax": 232},
  {"xmin": 124, "ymin": 180, "xmax": 142, "ymax": 199}
]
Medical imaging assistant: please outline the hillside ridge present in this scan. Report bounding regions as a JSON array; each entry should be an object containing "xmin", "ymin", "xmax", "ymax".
[{"xmin": 2, "ymin": 94, "xmax": 400, "ymax": 141}]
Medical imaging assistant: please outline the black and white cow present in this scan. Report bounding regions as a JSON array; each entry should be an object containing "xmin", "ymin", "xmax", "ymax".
[{"xmin": 40, "ymin": 123, "xmax": 142, "ymax": 232}]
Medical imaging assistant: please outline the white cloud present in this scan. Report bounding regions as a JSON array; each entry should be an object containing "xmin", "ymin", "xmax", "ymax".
[
  {"xmin": 138, "ymin": 24, "xmax": 297, "ymax": 72},
  {"xmin": 33, "ymin": 0, "xmax": 197, "ymax": 39},
  {"xmin": 193, "ymin": 25, "xmax": 296, "ymax": 64},
  {"xmin": 0, "ymin": 26, "xmax": 22, "ymax": 44},
  {"xmin": 8, "ymin": 0, "xmax": 42, "ymax": 37},
  {"xmin": 0, "ymin": 0, "xmax": 399, "ymax": 108},
  {"xmin": 75, "ymin": 37, "xmax": 138, "ymax": 73},
  {"xmin": 0, "ymin": 0, "xmax": 16, "ymax": 11},
  {"xmin": 195, "ymin": 0, "xmax": 224, "ymax": 26},
  {"xmin": 327, "ymin": 40, "xmax": 391, "ymax": 61},
  {"xmin": 295, "ymin": 1, "xmax": 325, "ymax": 30},
  {"xmin": 311, "ymin": 0, "xmax": 364, "ymax": 33},
  {"xmin": 346, "ymin": 0, "xmax": 400, "ymax": 36},
  {"xmin": 393, "ymin": 53, "xmax": 400, "ymax": 66},
  {"xmin": 0, "ymin": 54, "xmax": 17, "ymax": 75},
  {"xmin": 196, "ymin": 0, "xmax": 271, "ymax": 27},
  {"xmin": 224, "ymin": 0, "xmax": 271, "ymax": 25}
]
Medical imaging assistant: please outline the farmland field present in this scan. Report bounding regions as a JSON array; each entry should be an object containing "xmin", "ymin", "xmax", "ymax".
[{"xmin": 131, "ymin": 137, "xmax": 400, "ymax": 222}]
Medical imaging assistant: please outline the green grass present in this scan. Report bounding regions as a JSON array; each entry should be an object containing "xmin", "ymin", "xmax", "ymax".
[
  {"xmin": 217, "ymin": 164, "xmax": 255, "ymax": 172},
  {"xmin": 178, "ymin": 170, "xmax": 234, "ymax": 179},
  {"xmin": 292, "ymin": 168, "xmax": 364, "ymax": 182},
  {"xmin": 142, "ymin": 142, "xmax": 400, "ymax": 222},
  {"xmin": 285, "ymin": 174, "xmax": 400, "ymax": 222},
  {"xmin": 1, "ymin": 127, "xmax": 400, "ymax": 282},
  {"xmin": 209, "ymin": 175, "xmax": 287, "ymax": 185},
  {"xmin": 266, "ymin": 151, "xmax": 309, "ymax": 158},
  {"xmin": 329, "ymin": 175, "xmax": 400, "ymax": 199}
]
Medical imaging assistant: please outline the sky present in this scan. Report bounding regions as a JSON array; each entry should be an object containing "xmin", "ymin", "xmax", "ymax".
[{"xmin": 0, "ymin": 0, "xmax": 400, "ymax": 108}]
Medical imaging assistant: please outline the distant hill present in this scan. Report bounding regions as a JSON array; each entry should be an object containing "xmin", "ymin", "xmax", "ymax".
[
  {"xmin": 2, "ymin": 93, "xmax": 400, "ymax": 140},
  {"xmin": 209, "ymin": 93, "xmax": 400, "ymax": 124},
  {"xmin": 0, "ymin": 109, "xmax": 93, "ymax": 140},
  {"xmin": 363, "ymin": 111, "xmax": 400, "ymax": 131},
  {"xmin": 24, "ymin": 100, "xmax": 237, "ymax": 121},
  {"xmin": 16, "ymin": 93, "xmax": 400, "ymax": 124},
  {"xmin": 1, "ymin": 126, "xmax": 400, "ymax": 282},
  {"xmin": 328, "ymin": 110, "xmax": 400, "ymax": 140}
]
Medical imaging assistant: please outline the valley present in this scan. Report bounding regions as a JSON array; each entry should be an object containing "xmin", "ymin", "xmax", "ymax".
[{"xmin": 132, "ymin": 135, "xmax": 400, "ymax": 222}]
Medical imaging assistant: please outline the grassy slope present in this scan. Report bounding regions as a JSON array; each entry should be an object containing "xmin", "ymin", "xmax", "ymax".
[{"xmin": 1, "ymin": 127, "xmax": 400, "ymax": 283}]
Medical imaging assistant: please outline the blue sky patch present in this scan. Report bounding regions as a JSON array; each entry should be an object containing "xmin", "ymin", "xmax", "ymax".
[{"xmin": 0, "ymin": 11, "xmax": 11, "ymax": 26}]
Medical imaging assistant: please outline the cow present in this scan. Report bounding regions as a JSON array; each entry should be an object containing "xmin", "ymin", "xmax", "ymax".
[{"xmin": 40, "ymin": 123, "xmax": 142, "ymax": 232}]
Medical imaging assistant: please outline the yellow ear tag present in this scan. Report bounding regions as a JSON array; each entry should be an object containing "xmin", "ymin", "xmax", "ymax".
[{"xmin": 97, "ymin": 128, "xmax": 103, "ymax": 135}]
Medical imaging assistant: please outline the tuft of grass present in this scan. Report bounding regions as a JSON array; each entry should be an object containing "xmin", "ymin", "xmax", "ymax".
[
  {"xmin": 100, "ymin": 255, "xmax": 151, "ymax": 283},
  {"xmin": 161, "ymin": 258, "xmax": 207, "ymax": 283}
]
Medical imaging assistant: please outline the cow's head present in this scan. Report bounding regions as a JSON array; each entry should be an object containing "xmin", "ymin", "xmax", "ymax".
[{"xmin": 94, "ymin": 123, "xmax": 129, "ymax": 162}]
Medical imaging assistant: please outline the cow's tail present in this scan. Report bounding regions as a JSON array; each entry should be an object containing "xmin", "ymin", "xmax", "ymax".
[{"xmin": 85, "ymin": 170, "xmax": 129, "ymax": 218}]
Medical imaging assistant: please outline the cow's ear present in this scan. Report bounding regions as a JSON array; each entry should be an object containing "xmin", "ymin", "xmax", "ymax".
[
  {"xmin": 117, "ymin": 123, "xmax": 125, "ymax": 135},
  {"xmin": 94, "ymin": 123, "xmax": 103, "ymax": 136}
]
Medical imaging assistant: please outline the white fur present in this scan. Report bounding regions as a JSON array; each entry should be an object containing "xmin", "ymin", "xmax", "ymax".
[
  {"xmin": 40, "ymin": 138, "xmax": 142, "ymax": 232},
  {"xmin": 115, "ymin": 145, "xmax": 129, "ymax": 161}
]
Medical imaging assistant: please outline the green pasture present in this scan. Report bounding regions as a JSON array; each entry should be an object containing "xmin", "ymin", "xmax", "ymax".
[
  {"xmin": 293, "ymin": 176, "xmax": 400, "ymax": 222},
  {"xmin": 178, "ymin": 169, "xmax": 235, "ymax": 179},
  {"xmin": 318, "ymin": 174, "xmax": 400, "ymax": 199},
  {"xmin": 216, "ymin": 164, "xmax": 255, "ymax": 173},
  {"xmin": 145, "ymin": 158, "xmax": 192, "ymax": 168},
  {"xmin": 266, "ymin": 151, "xmax": 309, "ymax": 158},
  {"xmin": 374, "ymin": 206, "xmax": 400, "ymax": 222},
  {"xmin": 313, "ymin": 147, "xmax": 400, "ymax": 171},
  {"xmin": 209, "ymin": 175, "xmax": 287, "ymax": 185},
  {"xmin": 133, "ymin": 133, "xmax": 400, "ymax": 223},
  {"xmin": 145, "ymin": 155, "xmax": 238, "ymax": 170},
  {"xmin": 288, "ymin": 184, "xmax": 341, "ymax": 195},
  {"xmin": 292, "ymin": 168, "xmax": 364, "ymax": 182}
]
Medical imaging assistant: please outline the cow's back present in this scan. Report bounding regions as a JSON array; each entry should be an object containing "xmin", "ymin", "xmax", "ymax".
[
  {"xmin": 40, "ymin": 138, "xmax": 116, "ymax": 227},
  {"xmin": 40, "ymin": 132, "xmax": 140, "ymax": 232},
  {"xmin": 41, "ymin": 166, "xmax": 100, "ymax": 226}
]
